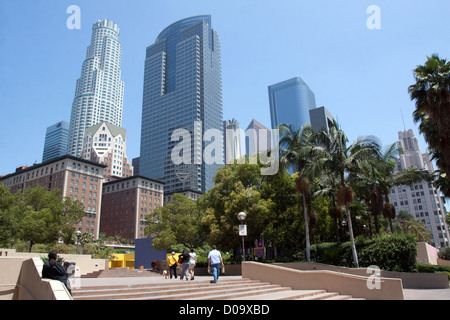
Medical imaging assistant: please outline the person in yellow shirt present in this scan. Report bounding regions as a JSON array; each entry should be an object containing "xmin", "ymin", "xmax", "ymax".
[{"xmin": 167, "ymin": 252, "xmax": 178, "ymax": 279}]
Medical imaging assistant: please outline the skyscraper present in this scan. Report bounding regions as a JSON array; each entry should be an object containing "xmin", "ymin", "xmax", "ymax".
[
  {"xmin": 389, "ymin": 129, "xmax": 449, "ymax": 248},
  {"xmin": 42, "ymin": 121, "xmax": 69, "ymax": 162},
  {"xmin": 245, "ymin": 119, "xmax": 271, "ymax": 158},
  {"xmin": 80, "ymin": 121, "xmax": 133, "ymax": 181},
  {"xmin": 268, "ymin": 77, "xmax": 316, "ymax": 131},
  {"xmin": 139, "ymin": 15, "xmax": 223, "ymax": 194},
  {"xmin": 224, "ymin": 119, "xmax": 242, "ymax": 164},
  {"xmin": 68, "ymin": 19, "xmax": 124, "ymax": 157}
]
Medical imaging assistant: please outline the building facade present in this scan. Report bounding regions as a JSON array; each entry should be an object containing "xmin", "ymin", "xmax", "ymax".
[
  {"xmin": 268, "ymin": 77, "xmax": 316, "ymax": 131},
  {"xmin": 389, "ymin": 129, "xmax": 449, "ymax": 248},
  {"xmin": 80, "ymin": 121, "xmax": 133, "ymax": 181},
  {"xmin": 309, "ymin": 106, "xmax": 335, "ymax": 133},
  {"xmin": 224, "ymin": 119, "xmax": 242, "ymax": 164},
  {"xmin": 0, "ymin": 155, "xmax": 106, "ymax": 239},
  {"xmin": 245, "ymin": 119, "xmax": 271, "ymax": 158},
  {"xmin": 68, "ymin": 19, "xmax": 124, "ymax": 157},
  {"xmin": 42, "ymin": 121, "xmax": 69, "ymax": 162},
  {"xmin": 100, "ymin": 176, "xmax": 164, "ymax": 240},
  {"xmin": 139, "ymin": 15, "xmax": 223, "ymax": 195}
]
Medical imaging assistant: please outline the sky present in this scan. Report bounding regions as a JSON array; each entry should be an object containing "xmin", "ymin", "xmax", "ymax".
[{"xmin": 1, "ymin": 0, "xmax": 449, "ymax": 175}]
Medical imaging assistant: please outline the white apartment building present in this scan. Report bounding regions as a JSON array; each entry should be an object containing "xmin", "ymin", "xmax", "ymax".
[
  {"xmin": 68, "ymin": 19, "xmax": 124, "ymax": 156},
  {"xmin": 80, "ymin": 121, "xmax": 133, "ymax": 181},
  {"xmin": 389, "ymin": 129, "xmax": 449, "ymax": 248}
]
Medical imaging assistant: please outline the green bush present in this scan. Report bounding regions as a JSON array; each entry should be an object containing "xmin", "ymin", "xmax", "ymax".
[
  {"xmin": 308, "ymin": 234, "xmax": 418, "ymax": 272},
  {"xmin": 417, "ymin": 263, "xmax": 450, "ymax": 280},
  {"xmin": 358, "ymin": 234, "xmax": 417, "ymax": 272},
  {"xmin": 438, "ymin": 247, "xmax": 450, "ymax": 261}
]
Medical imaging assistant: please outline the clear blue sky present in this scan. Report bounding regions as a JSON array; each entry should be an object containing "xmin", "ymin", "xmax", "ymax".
[{"xmin": 1, "ymin": 0, "xmax": 449, "ymax": 175}]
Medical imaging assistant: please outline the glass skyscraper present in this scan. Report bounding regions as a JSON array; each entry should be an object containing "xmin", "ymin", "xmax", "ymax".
[
  {"xmin": 68, "ymin": 20, "xmax": 124, "ymax": 156},
  {"xmin": 139, "ymin": 15, "xmax": 223, "ymax": 194},
  {"xmin": 42, "ymin": 121, "xmax": 69, "ymax": 162},
  {"xmin": 268, "ymin": 77, "xmax": 316, "ymax": 131}
]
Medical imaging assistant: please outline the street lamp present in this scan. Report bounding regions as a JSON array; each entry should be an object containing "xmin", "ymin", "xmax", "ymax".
[
  {"xmin": 75, "ymin": 230, "xmax": 82, "ymax": 254},
  {"xmin": 237, "ymin": 212, "xmax": 247, "ymax": 262}
]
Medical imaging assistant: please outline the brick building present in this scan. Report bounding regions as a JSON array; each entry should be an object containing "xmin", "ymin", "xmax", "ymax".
[
  {"xmin": 100, "ymin": 175, "xmax": 164, "ymax": 241},
  {"xmin": 0, "ymin": 155, "xmax": 107, "ymax": 239}
]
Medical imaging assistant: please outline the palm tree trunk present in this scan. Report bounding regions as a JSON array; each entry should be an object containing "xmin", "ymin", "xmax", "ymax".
[
  {"xmin": 302, "ymin": 193, "xmax": 310, "ymax": 262},
  {"xmin": 345, "ymin": 203, "xmax": 359, "ymax": 268}
]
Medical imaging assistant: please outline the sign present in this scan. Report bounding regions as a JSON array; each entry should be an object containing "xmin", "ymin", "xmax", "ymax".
[
  {"xmin": 254, "ymin": 239, "xmax": 265, "ymax": 258},
  {"xmin": 239, "ymin": 224, "xmax": 247, "ymax": 236}
]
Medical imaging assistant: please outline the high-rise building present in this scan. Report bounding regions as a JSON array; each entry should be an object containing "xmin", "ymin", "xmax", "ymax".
[
  {"xmin": 224, "ymin": 119, "xmax": 242, "ymax": 164},
  {"xmin": 68, "ymin": 19, "xmax": 124, "ymax": 157},
  {"xmin": 42, "ymin": 121, "xmax": 69, "ymax": 162},
  {"xmin": 80, "ymin": 121, "xmax": 133, "ymax": 181},
  {"xmin": 139, "ymin": 15, "xmax": 223, "ymax": 194},
  {"xmin": 268, "ymin": 77, "xmax": 316, "ymax": 131},
  {"xmin": 100, "ymin": 175, "xmax": 164, "ymax": 240},
  {"xmin": 389, "ymin": 129, "xmax": 449, "ymax": 248},
  {"xmin": 245, "ymin": 119, "xmax": 271, "ymax": 158},
  {"xmin": 0, "ymin": 155, "xmax": 107, "ymax": 239},
  {"xmin": 309, "ymin": 106, "xmax": 334, "ymax": 133}
]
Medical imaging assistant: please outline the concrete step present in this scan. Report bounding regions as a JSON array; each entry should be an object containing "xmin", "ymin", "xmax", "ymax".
[
  {"xmin": 72, "ymin": 277, "xmax": 363, "ymax": 300},
  {"xmin": 74, "ymin": 281, "xmax": 278, "ymax": 300}
]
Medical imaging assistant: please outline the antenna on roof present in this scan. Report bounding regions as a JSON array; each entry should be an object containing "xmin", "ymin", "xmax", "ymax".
[{"xmin": 400, "ymin": 108, "xmax": 406, "ymax": 131}]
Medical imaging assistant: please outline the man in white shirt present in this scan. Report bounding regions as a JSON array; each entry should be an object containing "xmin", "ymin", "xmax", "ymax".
[{"xmin": 208, "ymin": 245, "xmax": 224, "ymax": 283}]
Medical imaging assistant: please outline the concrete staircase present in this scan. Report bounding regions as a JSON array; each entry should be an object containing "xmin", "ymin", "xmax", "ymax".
[
  {"xmin": 72, "ymin": 278, "xmax": 362, "ymax": 300},
  {"xmin": 82, "ymin": 267, "xmax": 158, "ymax": 278}
]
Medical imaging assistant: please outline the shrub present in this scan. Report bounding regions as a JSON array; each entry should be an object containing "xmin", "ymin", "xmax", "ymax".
[
  {"xmin": 358, "ymin": 234, "xmax": 417, "ymax": 272},
  {"xmin": 438, "ymin": 246, "xmax": 450, "ymax": 261},
  {"xmin": 308, "ymin": 234, "xmax": 418, "ymax": 272}
]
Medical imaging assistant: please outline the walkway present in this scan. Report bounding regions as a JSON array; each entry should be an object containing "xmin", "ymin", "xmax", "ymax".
[{"xmin": 72, "ymin": 275, "xmax": 450, "ymax": 300}]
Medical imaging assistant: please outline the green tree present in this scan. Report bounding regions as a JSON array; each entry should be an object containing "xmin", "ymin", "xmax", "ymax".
[
  {"xmin": 279, "ymin": 123, "xmax": 317, "ymax": 262},
  {"xmin": 409, "ymin": 54, "xmax": 450, "ymax": 197},
  {"xmin": 199, "ymin": 162, "xmax": 274, "ymax": 252},
  {"xmin": 393, "ymin": 210, "xmax": 432, "ymax": 243},
  {"xmin": 314, "ymin": 121, "xmax": 381, "ymax": 268},
  {"xmin": 145, "ymin": 193, "xmax": 207, "ymax": 250}
]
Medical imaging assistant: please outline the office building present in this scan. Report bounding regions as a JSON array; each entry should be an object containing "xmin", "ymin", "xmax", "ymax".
[
  {"xmin": 80, "ymin": 121, "xmax": 133, "ymax": 181},
  {"xmin": 0, "ymin": 155, "xmax": 107, "ymax": 239},
  {"xmin": 309, "ymin": 106, "xmax": 334, "ymax": 133},
  {"xmin": 224, "ymin": 119, "xmax": 242, "ymax": 164},
  {"xmin": 139, "ymin": 15, "xmax": 223, "ymax": 194},
  {"xmin": 100, "ymin": 176, "xmax": 164, "ymax": 241},
  {"xmin": 68, "ymin": 19, "xmax": 124, "ymax": 157},
  {"xmin": 42, "ymin": 121, "xmax": 69, "ymax": 162},
  {"xmin": 245, "ymin": 119, "xmax": 271, "ymax": 158},
  {"xmin": 389, "ymin": 129, "xmax": 449, "ymax": 248},
  {"xmin": 268, "ymin": 77, "xmax": 316, "ymax": 131}
]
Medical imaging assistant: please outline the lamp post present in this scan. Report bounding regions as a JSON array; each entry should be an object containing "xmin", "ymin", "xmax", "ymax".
[
  {"xmin": 75, "ymin": 230, "xmax": 82, "ymax": 254},
  {"xmin": 237, "ymin": 211, "xmax": 247, "ymax": 262}
]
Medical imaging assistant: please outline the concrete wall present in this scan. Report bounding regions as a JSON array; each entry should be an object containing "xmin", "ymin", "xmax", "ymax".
[
  {"xmin": 275, "ymin": 262, "xmax": 448, "ymax": 289},
  {"xmin": 242, "ymin": 261, "xmax": 404, "ymax": 300},
  {"xmin": 13, "ymin": 258, "xmax": 72, "ymax": 300},
  {"xmin": 417, "ymin": 242, "xmax": 439, "ymax": 265},
  {"xmin": 0, "ymin": 249, "xmax": 108, "ymax": 276}
]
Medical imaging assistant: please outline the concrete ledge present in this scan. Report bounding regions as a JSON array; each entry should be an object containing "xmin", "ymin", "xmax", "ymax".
[
  {"xmin": 275, "ymin": 262, "xmax": 449, "ymax": 289},
  {"xmin": 13, "ymin": 258, "xmax": 72, "ymax": 300},
  {"xmin": 242, "ymin": 261, "xmax": 404, "ymax": 300}
]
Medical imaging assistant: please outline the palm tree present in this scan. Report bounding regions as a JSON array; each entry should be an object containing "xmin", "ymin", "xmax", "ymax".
[
  {"xmin": 279, "ymin": 123, "xmax": 317, "ymax": 262},
  {"xmin": 409, "ymin": 54, "xmax": 450, "ymax": 197},
  {"xmin": 314, "ymin": 121, "xmax": 380, "ymax": 268},
  {"xmin": 394, "ymin": 210, "xmax": 432, "ymax": 242},
  {"xmin": 355, "ymin": 142, "xmax": 430, "ymax": 233}
]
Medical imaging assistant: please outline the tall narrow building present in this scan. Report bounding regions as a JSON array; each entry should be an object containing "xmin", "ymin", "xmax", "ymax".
[
  {"xmin": 268, "ymin": 77, "xmax": 316, "ymax": 131},
  {"xmin": 390, "ymin": 129, "xmax": 449, "ymax": 248},
  {"xmin": 68, "ymin": 19, "xmax": 124, "ymax": 157},
  {"xmin": 42, "ymin": 121, "xmax": 69, "ymax": 162},
  {"xmin": 224, "ymin": 119, "xmax": 242, "ymax": 164},
  {"xmin": 245, "ymin": 119, "xmax": 271, "ymax": 158},
  {"xmin": 139, "ymin": 15, "xmax": 223, "ymax": 194}
]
